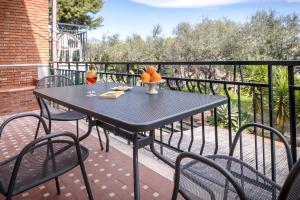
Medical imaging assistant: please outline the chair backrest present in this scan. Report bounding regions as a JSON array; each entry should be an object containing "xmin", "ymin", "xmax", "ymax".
[
  {"xmin": 0, "ymin": 114, "xmax": 49, "ymax": 140},
  {"xmin": 36, "ymin": 75, "xmax": 74, "ymax": 89},
  {"xmin": 35, "ymin": 75, "xmax": 75, "ymax": 116},
  {"xmin": 0, "ymin": 114, "xmax": 49, "ymax": 194},
  {"xmin": 229, "ymin": 123, "xmax": 293, "ymax": 186},
  {"xmin": 7, "ymin": 132, "xmax": 83, "ymax": 197},
  {"xmin": 278, "ymin": 158, "xmax": 300, "ymax": 200},
  {"xmin": 0, "ymin": 114, "xmax": 84, "ymax": 197},
  {"xmin": 172, "ymin": 152, "xmax": 247, "ymax": 200}
]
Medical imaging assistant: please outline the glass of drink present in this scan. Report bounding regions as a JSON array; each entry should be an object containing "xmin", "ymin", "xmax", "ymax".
[{"xmin": 86, "ymin": 65, "xmax": 98, "ymax": 97}]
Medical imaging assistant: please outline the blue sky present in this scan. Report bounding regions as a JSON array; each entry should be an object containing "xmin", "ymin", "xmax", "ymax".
[{"xmin": 88, "ymin": 0, "xmax": 300, "ymax": 40}]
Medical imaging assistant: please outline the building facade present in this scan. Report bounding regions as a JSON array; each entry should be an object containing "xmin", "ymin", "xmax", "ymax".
[{"xmin": 0, "ymin": 0, "xmax": 49, "ymax": 115}]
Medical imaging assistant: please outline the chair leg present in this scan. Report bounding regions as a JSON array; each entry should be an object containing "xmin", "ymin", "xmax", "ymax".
[
  {"xmin": 55, "ymin": 177, "xmax": 61, "ymax": 195},
  {"xmin": 76, "ymin": 120, "xmax": 79, "ymax": 138},
  {"xmin": 96, "ymin": 126, "xmax": 104, "ymax": 151},
  {"xmin": 34, "ymin": 120, "xmax": 41, "ymax": 139},
  {"xmin": 49, "ymin": 119, "xmax": 52, "ymax": 133},
  {"xmin": 103, "ymin": 129, "xmax": 109, "ymax": 152},
  {"xmin": 79, "ymin": 162, "xmax": 94, "ymax": 200},
  {"xmin": 31, "ymin": 120, "xmax": 41, "ymax": 154}
]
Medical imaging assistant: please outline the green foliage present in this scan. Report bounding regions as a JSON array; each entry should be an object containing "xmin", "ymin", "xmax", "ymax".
[
  {"xmin": 207, "ymin": 104, "xmax": 252, "ymax": 132},
  {"xmin": 273, "ymin": 68, "xmax": 289, "ymax": 132},
  {"xmin": 242, "ymin": 65, "xmax": 268, "ymax": 113},
  {"xmin": 243, "ymin": 65, "xmax": 297, "ymax": 133},
  {"xmin": 243, "ymin": 65, "xmax": 268, "ymax": 84},
  {"xmin": 246, "ymin": 10, "xmax": 300, "ymax": 59},
  {"xmin": 86, "ymin": 10, "xmax": 300, "ymax": 61},
  {"xmin": 57, "ymin": 0, "xmax": 103, "ymax": 29}
]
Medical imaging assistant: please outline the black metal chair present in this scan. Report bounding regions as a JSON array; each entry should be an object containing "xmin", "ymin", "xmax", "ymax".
[
  {"xmin": 35, "ymin": 75, "xmax": 109, "ymax": 152},
  {"xmin": 172, "ymin": 152, "xmax": 247, "ymax": 200},
  {"xmin": 0, "ymin": 113, "xmax": 94, "ymax": 200},
  {"xmin": 172, "ymin": 123, "xmax": 295, "ymax": 200}
]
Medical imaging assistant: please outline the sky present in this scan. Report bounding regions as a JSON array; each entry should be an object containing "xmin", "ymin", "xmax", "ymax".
[{"xmin": 88, "ymin": 0, "xmax": 300, "ymax": 40}]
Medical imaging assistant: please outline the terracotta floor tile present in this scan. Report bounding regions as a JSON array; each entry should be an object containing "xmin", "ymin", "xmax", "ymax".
[{"xmin": 0, "ymin": 115, "xmax": 183, "ymax": 200}]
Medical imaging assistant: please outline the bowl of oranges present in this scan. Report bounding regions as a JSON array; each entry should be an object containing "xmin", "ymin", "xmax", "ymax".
[{"xmin": 140, "ymin": 66, "xmax": 163, "ymax": 94}]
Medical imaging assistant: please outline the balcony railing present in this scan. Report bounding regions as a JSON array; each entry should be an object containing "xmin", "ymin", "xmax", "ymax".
[{"xmin": 50, "ymin": 60, "xmax": 300, "ymax": 185}]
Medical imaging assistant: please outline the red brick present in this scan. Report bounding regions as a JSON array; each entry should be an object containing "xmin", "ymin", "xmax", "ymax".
[
  {"xmin": 0, "ymin": 0, "xmax": 48, "ymax": 115},
  {"xmin": 0, "ymin": 88, "xmax": 38, "ymax": 115},
  {"xmin": 0, "ymin": 0, "xmax": 48, "ymax": 65}
]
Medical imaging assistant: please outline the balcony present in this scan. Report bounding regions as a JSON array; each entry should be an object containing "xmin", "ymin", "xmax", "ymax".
[
  {"xmin": 1, "ymin": 60, "xmax": 300, "ymax": 199},
  {"xmin": 2, "ymin": 0, "xmax": 300, "ymax": 198}
]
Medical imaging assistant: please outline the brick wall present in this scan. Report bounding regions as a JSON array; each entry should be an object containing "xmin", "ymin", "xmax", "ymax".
[
  {"xmin": 0, "ymin": 0, "xmax": 49, "ymax": 115},
  {"xmin": 0, "ymin": 67, "xmax": 38, "ymax": 89},
  {"xmin": 0, "ymin": 87, "xmax": 37, "ymax": 115}
]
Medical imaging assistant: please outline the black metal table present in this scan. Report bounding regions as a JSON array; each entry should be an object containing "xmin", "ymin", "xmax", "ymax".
[{"xmin": 34, "ymin": 82, "xmax": 227, "ymax": 200}]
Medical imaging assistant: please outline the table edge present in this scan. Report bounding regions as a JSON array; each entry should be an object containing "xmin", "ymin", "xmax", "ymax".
[{"xmin": 33, "ymin": 89, "xmax": 227, "ymax": 132}]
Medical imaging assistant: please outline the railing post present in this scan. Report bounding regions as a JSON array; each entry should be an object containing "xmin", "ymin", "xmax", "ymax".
[
  {"xmin": 126, "ymin": 63, "xmax": 131, "ymax": 85},
  {"xmin": 288, "ymin": 65, "xmax": 297, "ymax": 163},
  {"xmin": 233, "ymin": 65, "xmax": 237, "ymax": 81},
  {"xmin": 99, "ymin": 63, "xmax": 103, "ymax": 81},
  {"xmin": 104, "ymin": 64, "xmax": 108, "ymax": 82},
  {"xmin": 268, "ymin": 64, "xmax": 274, "ymax": 127},
  {"xmin": 268, "ymin": 64, "xmax": 276, "ymax": 182},
  {"xmin": 239, "ymin": 65, "xmax": 244, "ymax": 82},
  {"xmin": 157, "ymin": 64, "xmax": 161, "ymax": 73},
  {"xmin": 157, "ymin": 64, "xmax": 162, "ymax": 89},
  {"xmin": 56, "ymin": 62, "xmax": 60, "ymax": 75},
  {"xmin": 210, "ymin": 82, "xmax": 219, "ymax": 154},
  {"xmin": 223, "ymin": 84, "xmax": 232, "ymax": 147},
  {"xmin": 75, "ymin": 62, "xmax": 80, "ymax": 85},
  {"xmin": 85, "ymin": 63, "xmax": 88, "ymax": 72},
  {"xmin": 49, "ymin": 62, "xmax": 54, "ymax": 75},
  {"xmin": 67, "ymin": 62, "xmax": 71, "ymax": 79},
  {"xmin": 84, "ymin": 63, "xmax": 88, "ymax": 84}
]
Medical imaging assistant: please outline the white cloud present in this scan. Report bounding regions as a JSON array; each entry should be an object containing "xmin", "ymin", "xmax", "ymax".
[
  {"xmin": 130, "ymin": 0, "xmax": 299, "ymax": 8},
  {"xmin": 130, "ymin": 0, "xmax": 248, "ymax": 8}
]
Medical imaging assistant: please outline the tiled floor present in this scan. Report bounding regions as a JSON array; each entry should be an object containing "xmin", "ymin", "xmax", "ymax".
[{"xmin": 0, "ymin": 113, "xmax": 182, "ymax": 200}]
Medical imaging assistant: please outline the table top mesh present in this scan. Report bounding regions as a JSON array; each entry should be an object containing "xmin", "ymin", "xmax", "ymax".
[{"xmin": 34, "ymin": 82, "xmax": 226, "ymax": 132}]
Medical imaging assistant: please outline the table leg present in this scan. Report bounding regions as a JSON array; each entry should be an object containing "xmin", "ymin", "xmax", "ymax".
[
  {"xmin": 133, "ymin": 134, "xmax": 140, "ymax": 200},
  {"xmin": 149, "ymin": 130, "xmax": 175, "ymax": 168}
]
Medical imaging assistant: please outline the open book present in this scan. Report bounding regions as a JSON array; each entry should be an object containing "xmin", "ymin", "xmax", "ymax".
[{"xmin": 99, "ymin": 91, "xmax": 125, "ymax": 99}]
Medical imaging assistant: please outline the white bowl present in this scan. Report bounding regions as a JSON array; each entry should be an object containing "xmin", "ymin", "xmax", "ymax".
[{"xmin": 141, "ymin": 80, "xmax": 165, "ymax": 94}]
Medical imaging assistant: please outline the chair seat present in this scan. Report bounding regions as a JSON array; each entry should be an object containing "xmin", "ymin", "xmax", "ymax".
[
  {"xmin": 0, "ymin": 139, "xmax": 89, "ymax": 196},
  {"xmin": 180, "ymin": 155, "xmax": 281, "ymax": 200},
  {"xmin": 43, "ymin": 110, "xmax": 86, "ymax": 121}
]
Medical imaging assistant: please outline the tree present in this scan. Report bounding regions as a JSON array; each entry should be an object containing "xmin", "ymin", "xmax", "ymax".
[
  {"xmin": 57, "ymin": 0, "xmax": 103, "ymax": 29},
  {"xmin": 246, "ymin": 10, "xmax": 299, "ymax": 59},
  {"xmin": 85, "ymin": 10, "xmax": 300, "ymax": 62},
  {"xmin": 146, "ymin": 25, "xmax": 166, "ymax": 61}
]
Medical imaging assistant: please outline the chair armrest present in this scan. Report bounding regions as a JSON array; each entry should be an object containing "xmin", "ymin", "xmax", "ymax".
[
  {"xmin": 171, "ymin": 152, "xmax": 247, "ymax": 200},
  {"xmin": 0, "ymin": 113, "xmax": 50, "ymax": 139}
]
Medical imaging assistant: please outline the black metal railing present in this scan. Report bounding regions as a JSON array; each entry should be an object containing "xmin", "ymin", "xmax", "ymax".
[
  {"xmin": 50, "ymin": 60, "xmax": 300, "ymax": 185},
  {"xmin": 49, "ymin": 23, "xmax": 88, "ymax": 62}
]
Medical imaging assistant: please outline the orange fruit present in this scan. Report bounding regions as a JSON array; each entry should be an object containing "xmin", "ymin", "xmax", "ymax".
[
  {"xmin": 88, "ymin": 69, "xmax": 95, "ymax": 77},
  {"xmin": 141, "ymin": 71, "xmax": 151, "ymax": 82},
  {"xmin": 146, "ymin": 66, "xmax": 157, "ymax": 76},
  {"xmin": 150, "ymin": 72, "xmax": 161, "ymax": 82}
]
